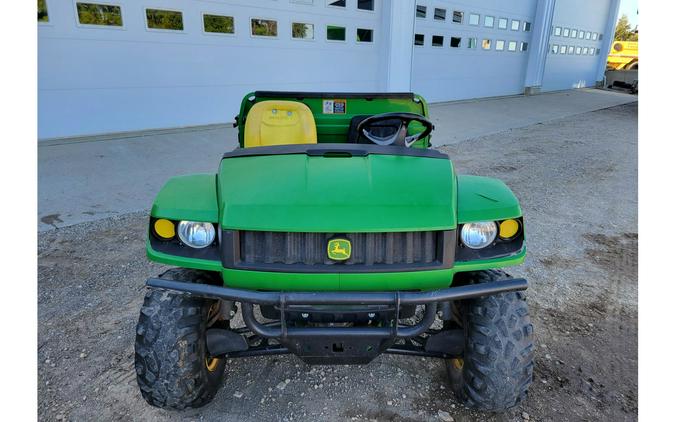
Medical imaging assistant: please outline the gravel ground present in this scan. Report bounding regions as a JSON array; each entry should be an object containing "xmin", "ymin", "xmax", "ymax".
[{"xmin": 38, "ymin": 102, "xmax": 638, "ymax": 422}]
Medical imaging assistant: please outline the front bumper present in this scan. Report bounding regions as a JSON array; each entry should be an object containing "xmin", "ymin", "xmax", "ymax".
[{"xmin": 146, "ymin": 276, "xmax": 527, "ymax": 364}]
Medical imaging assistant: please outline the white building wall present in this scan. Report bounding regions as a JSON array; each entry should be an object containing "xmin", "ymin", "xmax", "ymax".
[
  {"xmin": 38, "ymin": 0, "xmax": 620, "ymax": 139},
  {"xmin": 411, "ymin": 0, "xmax": 538, "ymax": 102},
  {"xmin": 38, "ymin": 0, "xmax": 383, "ymax": 139},
  {"xmin": 540, "ymin": 0, "xmax": 614, "ymax": 91}
]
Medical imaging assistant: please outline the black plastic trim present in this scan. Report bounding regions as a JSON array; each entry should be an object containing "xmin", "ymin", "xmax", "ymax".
[
  {"xmin": 221, "ymin": 230, "xmax": 456, "ymax": 273},
  {"xmin": 221, "ymin": 143, "xmax": 448, "ymax": 160},
  {"xmin": 254, "ymin": 91, "xmax": 416, "ymax": 100}
]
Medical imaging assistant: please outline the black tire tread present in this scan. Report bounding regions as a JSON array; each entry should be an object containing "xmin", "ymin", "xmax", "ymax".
[
  {"xmin": 451, "ymin": 269, "xmax": 534, "ymax": 411},
  {"xmin": 134, "ymin": 268, "xmax": 225, "ymax": 410}
]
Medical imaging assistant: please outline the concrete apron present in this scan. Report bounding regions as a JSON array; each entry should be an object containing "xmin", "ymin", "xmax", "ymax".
[{"xmin": 38, "ymin": 88, "xmax": 636, "ymax": 231}]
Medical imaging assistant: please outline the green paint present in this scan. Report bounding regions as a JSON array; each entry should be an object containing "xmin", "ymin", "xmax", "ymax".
[
  {"xmin": 456, "ymin": 175, "xmax": 522, "ymax": 223},
  {"xmin": 151, "ymin": 174, "xmax": 219, "ymax": 222},
  {"xmin": 146, "ymin": 92, "xmax": 527, "ymax": 293},
  {"xmin": 217, "ymin": 153, "xmax": 456, "ymax": 232}
]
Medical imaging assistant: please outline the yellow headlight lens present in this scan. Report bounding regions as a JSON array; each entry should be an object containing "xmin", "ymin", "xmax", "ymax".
[
  {"xmin": 154, "ymin": 219, "xmax": 175, "ymax": 240},
  {"xmin": 498, "ymin": 219, "xmax": 520, "ymax": 239}
]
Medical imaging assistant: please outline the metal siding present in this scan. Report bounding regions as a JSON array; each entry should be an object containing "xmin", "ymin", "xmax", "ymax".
[
  {"xmin": 541, "ymin": 0, "xmax": 613, "ymax": 91},
  {"xmin": 38, "ymin": 0, "xmax": 382, "ymax": 139},
  {"xmin": 411, "ymin": 0, "xmax": 538, "ymax": 102}
]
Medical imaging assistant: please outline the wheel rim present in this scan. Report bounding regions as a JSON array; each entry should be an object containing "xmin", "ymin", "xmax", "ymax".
[
  {"xmin": 205, "ymin": 356, "xmax": 220, "ymax": 372},
  {"xmin": 205, "ymin": 302, "xmax": 222, "ymax": 372}
]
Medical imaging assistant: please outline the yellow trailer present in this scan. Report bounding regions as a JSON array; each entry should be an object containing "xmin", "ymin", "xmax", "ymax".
[{"xmin": 607, "ymin": 41, "xmax": 638, "ymax": 70}]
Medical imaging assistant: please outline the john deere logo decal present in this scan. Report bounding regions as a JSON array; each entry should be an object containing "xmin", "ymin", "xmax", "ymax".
[{"xmin": 327, "ymin": 238, "xmax": 351, "ymax": 261}]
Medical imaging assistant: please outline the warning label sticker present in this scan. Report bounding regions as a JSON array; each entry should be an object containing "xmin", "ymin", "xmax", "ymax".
[{"xmin": 322, "ymin": 99, "xmax": 347, "ymax": 114}]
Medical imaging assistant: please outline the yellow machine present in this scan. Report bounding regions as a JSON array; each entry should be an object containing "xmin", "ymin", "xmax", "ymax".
[{"xmin": 607, "ymin": 41, "xmax": 638, "ymax": 70}]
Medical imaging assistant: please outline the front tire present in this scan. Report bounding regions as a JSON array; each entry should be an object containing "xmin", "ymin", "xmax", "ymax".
[
  {"xmin": 447, "ymin": 270, "xmax": 534, "ymax": 411},
  {"xmin": 134, "ymin": 269, "xmax": 226, "ymax": 409}
]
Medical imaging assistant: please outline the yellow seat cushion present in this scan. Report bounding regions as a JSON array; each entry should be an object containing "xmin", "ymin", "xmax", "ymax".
[{"xmin": 244, "ymin": 100, "xmax": 317, "ymax": 148}]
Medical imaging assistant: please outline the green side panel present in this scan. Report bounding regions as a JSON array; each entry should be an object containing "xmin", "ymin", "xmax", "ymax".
[
  {"xmin": 218, "ymin": 154, "xmax": 456, "ymax": 232},
  {"xmin": 150, "ymin": 174, "xmax": 219, "ymax": 222},
  {"xmin": 236, "ymin": 92, "xmax": 431, "ymax": 147},
  {"xmin": 220, "ymin": 250, "xmax": 525, "ymax": 291},
  {"xmin": 146, "ymin": 238, "xmax": 223, "ymax": 272},
  {"xmin": 148, "ymin": 241, "xmax": 525, "ymax": 291},
  {"xmin": 456, "ymin": 175, "xmax": 522, "ymax": 223}
]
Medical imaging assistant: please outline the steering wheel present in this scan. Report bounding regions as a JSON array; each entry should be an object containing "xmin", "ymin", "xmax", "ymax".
[{"xmin": 356, "ymin": 112, "xmax": 434, "ymax": 147}]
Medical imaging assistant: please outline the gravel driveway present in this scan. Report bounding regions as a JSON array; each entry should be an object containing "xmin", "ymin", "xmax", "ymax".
[{"xmin": 38, "ymin": 102, "xmax": 638, "ymax": 422}]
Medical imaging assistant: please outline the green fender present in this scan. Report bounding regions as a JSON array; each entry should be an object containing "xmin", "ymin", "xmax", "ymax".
[
  {"xmin": 150, "ymin": 174, "xmax": 219, "ymax": 222},
  {"xmin": 456, "ymin": 175, "xmax": 522, "ymax": 223}
]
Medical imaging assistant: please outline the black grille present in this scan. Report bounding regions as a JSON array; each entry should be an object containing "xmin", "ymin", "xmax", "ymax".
[{"xmin": 239, "ymin": 231, "xmax": 444, "ymax": 269}]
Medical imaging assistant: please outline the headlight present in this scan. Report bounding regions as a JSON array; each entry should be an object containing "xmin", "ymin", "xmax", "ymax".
[
  {"xmin": 177, "ymin": 221, "xmax": 216, "ymax": 248},
  {"xmin": 460, "ymin": 221, "xmax": 497, "ymax": 249}
]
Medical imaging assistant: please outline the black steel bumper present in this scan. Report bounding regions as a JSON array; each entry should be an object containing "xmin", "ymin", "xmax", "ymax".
[{"xmin": 146, "ymin": 277, "xmax": 527, "ymax": 363}]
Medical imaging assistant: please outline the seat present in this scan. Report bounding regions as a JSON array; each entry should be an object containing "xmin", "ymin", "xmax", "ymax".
[{"xmin": 244, "ymin": 100, "xmax": 317, "ymax": 148}]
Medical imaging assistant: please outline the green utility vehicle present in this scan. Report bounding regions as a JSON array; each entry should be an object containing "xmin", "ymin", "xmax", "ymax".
[{"xmin": 135, "ymin": 92, "xmax": 533, "ymax": 412}]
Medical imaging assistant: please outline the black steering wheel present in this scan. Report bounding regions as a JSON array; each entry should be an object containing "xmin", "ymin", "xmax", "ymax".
[{"xmin": 356, "ymin": 112, "xmax": 434, "ymax": 147}]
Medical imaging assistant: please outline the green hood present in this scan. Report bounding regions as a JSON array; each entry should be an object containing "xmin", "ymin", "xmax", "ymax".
[{"xmin": 217, "ymin": 148, "xmax": 456, "ymax": 232}]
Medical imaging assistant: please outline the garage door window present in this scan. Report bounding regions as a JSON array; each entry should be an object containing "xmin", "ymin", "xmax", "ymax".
[
  {"xmin": 327, "ymin": 25, "xmax": 346, "ymax": 41},
  {"xmin": 575, "ymin": 46, "xmax": 582, "ymax": 54},
  {"xmin": 251, "ymin": 19, "xmax": 278, "ymax": 37},
  {"xmin": 521, "ymin": 41, "xmax": 528, "ymax": 52},
  {"xmin": 570, "ymin": 29, "xmax": 577, "ymax": 38},
  {"xmin": 356, "ymin": 28, "xmax": 373, "ymax": 42},
  {"xmin": 484, "ymin": 16, "xmax": 494, "ymax": 28},
  {"xmin": 495, "ymin": 40, "xmax": 505, "ymax": 51},
  {"xmin": 146, "ymin": 9, "xmax": 182, "ymax": 31},
  {"xmin": 414, "ymin": 33, "xmax": 424, "ymax": 46},
  {"xmin": 292, "ymin": 22, "xmax": 314, "ymax": 39},
  {"xmin": 357, "ymin": 0, "xmax": 374, "ymax": 11},
  {"xmin": 589, "ymin": 47, "xmax": 595, "ymax": 55},
  {"xmin": 204, "ymin": 14, "xmax": 234, "ymax": 35},
  {"xmin": 467, "ymin": 37, "xmax": 477, "ymax": 48},
  {"xmin": 554, "ymin": 26, "xmax": 561, "ymax": 36},
  {"xmin": 592, "ymin": 32, "xmax": 598, "ymax": 40},
  {"xmin": 468, "ymin": 13, "xmax": 479, "ymax": 26},
  {"xmin": 511, "ymin": 20, "xmax": 520, "ymax": 31},
  {"xmin": 434, "ymin": 8, "xmax": 446, "ymax": 21},
  {"xmin": 482, "ymin": 39, "xmax": 491, "ymax": 50},
  {"xmin": 560, "ymin": 45, "xmax": 567, "ymax": 54},
  {"xmin": 416, "ymin": 5, "xmax": 427, "ymax": 18},
  {"xmin": 563, "ymin": 28, "xmax": 570, "ymax": 37},
  {"xmin": 507, "ymin": 41, "xmax": 517, "ymax": 51},
  {"xmin": 568, "ymin": 45, "xmax": 574, "ymax": 55},
  {"xmin": 583, "ymin": 47, "xmax": 589, "ymax": 55},
  {"xmin": 432, "ymin": 35, "xmax": 443, "ymax": 47},
  {"xmin": 77, "ymin": 3, "xmax": 123, "ymax": 27},
  {"xmin": 327, "ymin": 0, "xmax": 346, "ymax": 7},
  {"xmin": 450, "ymin": 37, "xmax": 461, "ymax": 48},
  {"xmin": 452, "ymin": 11, "xmax": 463, "ymax": 24},
  {"xmin": 586, "ymin": 31, "xmax": 592, "ymax": 40},
  {"xmin": 599, "ymin": 33, "xmax": 603, "ymax": 40},
  {"xmin": 578, "ymin": 30, "xmax": 585, "ymax": 39},
  {"xmin": 38, "ymin": 0, "xmax": 49, "ymax": 22},
  {"xmin": 498, "ymin": 18, "xmax": 507, "ymax": 30},
  {"xmin": 524, "ymin": 21, "xmax": 531, "ymax": 32}
]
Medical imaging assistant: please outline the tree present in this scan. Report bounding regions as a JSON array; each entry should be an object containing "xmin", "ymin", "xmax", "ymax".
[{"xmin": 614, "ymin": 14, "xmax": 638, "ymax": 41}]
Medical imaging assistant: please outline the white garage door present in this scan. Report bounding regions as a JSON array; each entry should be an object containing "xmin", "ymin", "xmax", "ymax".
[
  {"xmin": 38, "ymin": 0, "xmax": 382, "ymax": 139},
  {"xmin": 541, "ymin": 0, "xmax": 611, "ymax": 91},
  {"xmin": 411, "ymin": 0, "xmax": 537, "ymax": 103}
]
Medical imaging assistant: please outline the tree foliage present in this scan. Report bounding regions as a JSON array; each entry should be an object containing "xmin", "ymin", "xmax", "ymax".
[
  {"xmin": 38, "ymin": 0, "xmax": 49, "ymax": 22},
  {"xmin": 614, "ymin": 14, "xmax": 638, "ymax": 41},
  {"xmin": 77, "ymin": 4, "xmax": 122, "ymax": 26},
  {"xmin": 146, "ymin": 9, "xmax": 183, "ymax": 31},
  {"xmin": 204, "ymin": 15, "xmax": 234, "ymax": 34}
]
